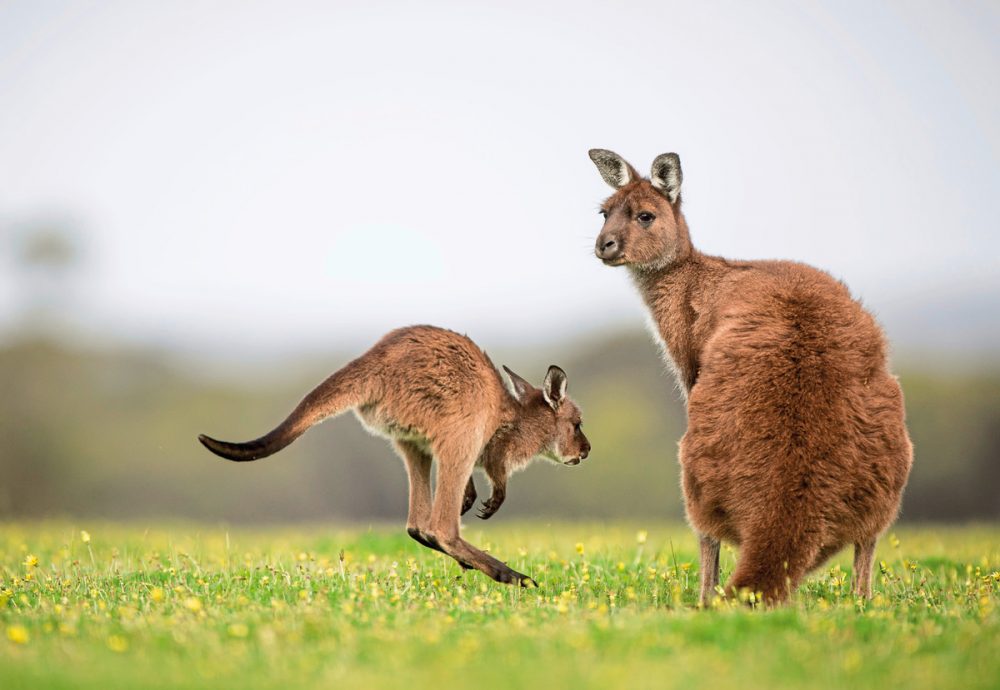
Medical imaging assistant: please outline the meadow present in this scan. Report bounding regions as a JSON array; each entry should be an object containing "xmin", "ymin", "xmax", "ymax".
[{"xmin": 1, "ymin": 521, "xmax": 998, "ymax": 690}]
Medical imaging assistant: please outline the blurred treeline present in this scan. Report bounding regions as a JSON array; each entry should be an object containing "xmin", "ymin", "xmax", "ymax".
[{"xmin": 1, "ymin": 332, "xmax": 997, "ymax": 523}]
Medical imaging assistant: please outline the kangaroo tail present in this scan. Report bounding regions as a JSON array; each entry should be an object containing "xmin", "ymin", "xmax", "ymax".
[
  {"xmin": 726, "ymin": 508, "xmax": 821, "ymax": 605},
  {"xmin": 198, "ymin": 359, "xmax": 368, "ymax": 462}
]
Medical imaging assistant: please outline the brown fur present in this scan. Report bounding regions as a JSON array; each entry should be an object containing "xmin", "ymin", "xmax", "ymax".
[
  {"xmin": 199, "ymin": 325, "xmax": 590, "ymax": 586},
  {"xmin": 590, "ymin": 149, "xmax": 912, "ymax": 605}
]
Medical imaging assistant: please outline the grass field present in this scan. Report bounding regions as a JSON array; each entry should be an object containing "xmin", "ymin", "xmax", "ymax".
[{"xmin": 1, "ymin": 522, "xmax": 998, "ymax": 690}]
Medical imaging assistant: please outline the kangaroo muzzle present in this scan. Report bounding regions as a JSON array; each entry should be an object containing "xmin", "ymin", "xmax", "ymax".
[{"xmin": 596, "ymin": 234, "xmax": 623, "ymax": 264}]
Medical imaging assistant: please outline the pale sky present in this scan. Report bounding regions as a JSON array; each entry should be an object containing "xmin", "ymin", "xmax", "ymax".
[{"xmin": 1, "ymin": 1, "xmax": 998, "ymax": 355}]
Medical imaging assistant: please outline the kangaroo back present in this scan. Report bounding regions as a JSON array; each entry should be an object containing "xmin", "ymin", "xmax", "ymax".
[{"xmin": 199, "ymin": 358, "xmax": 369, "ymax": 461}]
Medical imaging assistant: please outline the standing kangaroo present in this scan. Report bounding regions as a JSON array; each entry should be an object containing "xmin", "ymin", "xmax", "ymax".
[
  {"xmin": 199, "ymin": 325, "xmax": 590, "ymax": 587},
  {"xmin": 588, "ymin": 149, "xmax": 912, "ymax": 605}
]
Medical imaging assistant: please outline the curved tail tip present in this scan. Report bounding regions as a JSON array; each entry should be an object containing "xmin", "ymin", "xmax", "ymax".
[
  {"xmin": 198, "ymin": 432, "xmax": 264, "ymax": 462},
  {"xmin": 198, "ymin": 433, "xmax": 229, "ymax": 458}
]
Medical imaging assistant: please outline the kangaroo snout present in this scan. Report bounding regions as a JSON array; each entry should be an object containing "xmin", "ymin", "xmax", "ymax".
[
  {"xmin": 596, "ymin": 235, "xmax": 622, "ymax": 263},
  {"xmin": 566, "ymin": 442, "xmax": 590, "ymax": 466}
]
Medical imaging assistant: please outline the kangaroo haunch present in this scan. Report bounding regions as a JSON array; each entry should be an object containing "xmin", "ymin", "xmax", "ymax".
[
  {"xmin": 589, "ymin": 149, "xmax": 913, "ymax": 605},
  {"xmin": 199, "ymin": 325, "xmax": 591, "ymax": 587}
]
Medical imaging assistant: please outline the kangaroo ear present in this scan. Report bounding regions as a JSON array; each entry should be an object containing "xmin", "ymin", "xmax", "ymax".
[
  {"xmin": 589, "ymin": 149, "xmax": 637, "ymax": 189},
  {"xmin": 542, "ymin": 365, "xmax": 568, "ymax": 410},
  {"xmin": 502, "ymin": 365, "xmax": 535, "ymax": 403},
  {"xmin": 650, "ymin": 153, "xmax": 683, "ymax": 203}
]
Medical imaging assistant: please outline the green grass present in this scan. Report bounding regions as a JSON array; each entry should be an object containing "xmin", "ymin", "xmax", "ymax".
[{"xmin": 1, "ymin": 522, "xmax": 998, "ymax": 689}]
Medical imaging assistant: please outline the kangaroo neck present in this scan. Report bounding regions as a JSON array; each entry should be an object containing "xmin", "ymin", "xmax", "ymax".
[
  {"xmin": 483, "ymin": 404, "xmax": 545, "ymax": 470},
  {"xmin": 629, "ymin": 250, "xmax": 715, "ymax": 396}
]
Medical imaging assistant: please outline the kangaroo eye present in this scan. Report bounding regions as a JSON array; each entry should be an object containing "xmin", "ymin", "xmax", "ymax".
[
  {"xmin": 637, "ymin": 212, "xmax": 655, "ymax": 224},
  {"xmin": 574, "ymin": 422, "xmax": 582, "ymax": 431},
  {"xmin": 599, "ymin": 210, "xmax": 608, "ymax": 219}
]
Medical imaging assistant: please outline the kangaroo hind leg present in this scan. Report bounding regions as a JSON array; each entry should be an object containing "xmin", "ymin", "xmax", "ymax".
[
  {"xmin": 395, "ymin": 440, "xmax": 445, "ymax": 555},
  {"xmin": 699, "ymin": 534, "xmax": 721, "ymax": 607},
  {"xmin": 426, "ymin": 435, "xmax": 536, "ymax": 587},
  {"xmin": 852, "ymin": 539, "xmax": 876, "ymax": 599}
]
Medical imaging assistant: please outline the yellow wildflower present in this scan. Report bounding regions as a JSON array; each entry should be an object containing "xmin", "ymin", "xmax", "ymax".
[
  {"xmin": 80, "ymin": 530, "xmax": 91, "ymax": 544},
  {"xmin": 183, "ymin": 597, "xmax": 203, "ymax": 613},
  {"xmin": 23, "ymin": 554, "xmax": 39, "ymax": 569},
  {"xmin": 6, "ymin": 625, "xmax": 29, "ymax": 644}
]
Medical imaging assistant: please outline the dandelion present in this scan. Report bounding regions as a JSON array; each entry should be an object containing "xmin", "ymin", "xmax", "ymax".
[
  {"xmin": 636, "ymin": 530, "xmax": 648, "ymax": 545},
  {"xmin": 150, "ymin": 587, "xmax": 165, "ymax": 603},
  {"xmin": 23, "ymin": 554, "xmax": 39, "ymax": 569},
  {"xmin": 81, "ymin": 531, "xmax": 95, "ymax": 566},
  {"xmin": 183, "ymin": 597, "xmax": 203, "ymax": 613},
  {"xmin": 6, "ymin": 625, "xmax": 29, "ymax": 645},
  {"xmin": 107, "ymin": 635, "xmax": 128, "ymax": 653},
  {"xmin": 575, "ymin": 543, "xmax": 585, "ymax": 556}
]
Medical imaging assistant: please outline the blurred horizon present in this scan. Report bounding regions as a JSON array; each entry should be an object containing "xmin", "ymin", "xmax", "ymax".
[{"xmin": 2, "ymin": 326, "xmax": 998, "ymax": 525}]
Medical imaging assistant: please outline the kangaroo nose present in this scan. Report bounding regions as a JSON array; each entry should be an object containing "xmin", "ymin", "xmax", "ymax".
[{"xmin": 596, "ymin": 236, "xmax": 620, "ymax": 260}]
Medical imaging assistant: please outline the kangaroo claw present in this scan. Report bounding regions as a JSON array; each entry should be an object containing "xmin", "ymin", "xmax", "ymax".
[{"xmin": 461, "ymin": 477, "xmax": 478, "ymax": 515}]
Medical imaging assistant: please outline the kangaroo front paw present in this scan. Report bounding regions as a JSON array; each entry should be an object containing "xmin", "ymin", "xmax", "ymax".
[
  {"xmin": 476, "ymin": 490, "xmax": 505, "ymax": 520},
  {"xmin": 476, "ymin": 501, "xmax": 500, "ymax": 520},
  {"xmin": 461, "ymin": 477, "xmax": 478, "ymax": 516}
]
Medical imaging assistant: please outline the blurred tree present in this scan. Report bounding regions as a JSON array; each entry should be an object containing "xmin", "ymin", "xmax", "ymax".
[{"xmin": 7, "ymin": 219, "xmax": 84, "ymax": 335}]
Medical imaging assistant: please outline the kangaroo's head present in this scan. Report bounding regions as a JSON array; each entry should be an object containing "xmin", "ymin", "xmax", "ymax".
[
  {"xmin": 502, "ymin": 365, "xmax": 590, "ymax": 466},
  {"xmin": 589, "ymin": 149, "xmax": 692, "ymax": 271}
]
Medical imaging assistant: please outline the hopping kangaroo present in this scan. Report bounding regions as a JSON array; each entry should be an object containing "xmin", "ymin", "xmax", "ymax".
[
  {"xmin": 588, "ymin": 149, "xmax": 912, "ymax": 605},
  {"xmin": 199, "ymin": 325, "xmax": 590, "ymax": 587}
]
